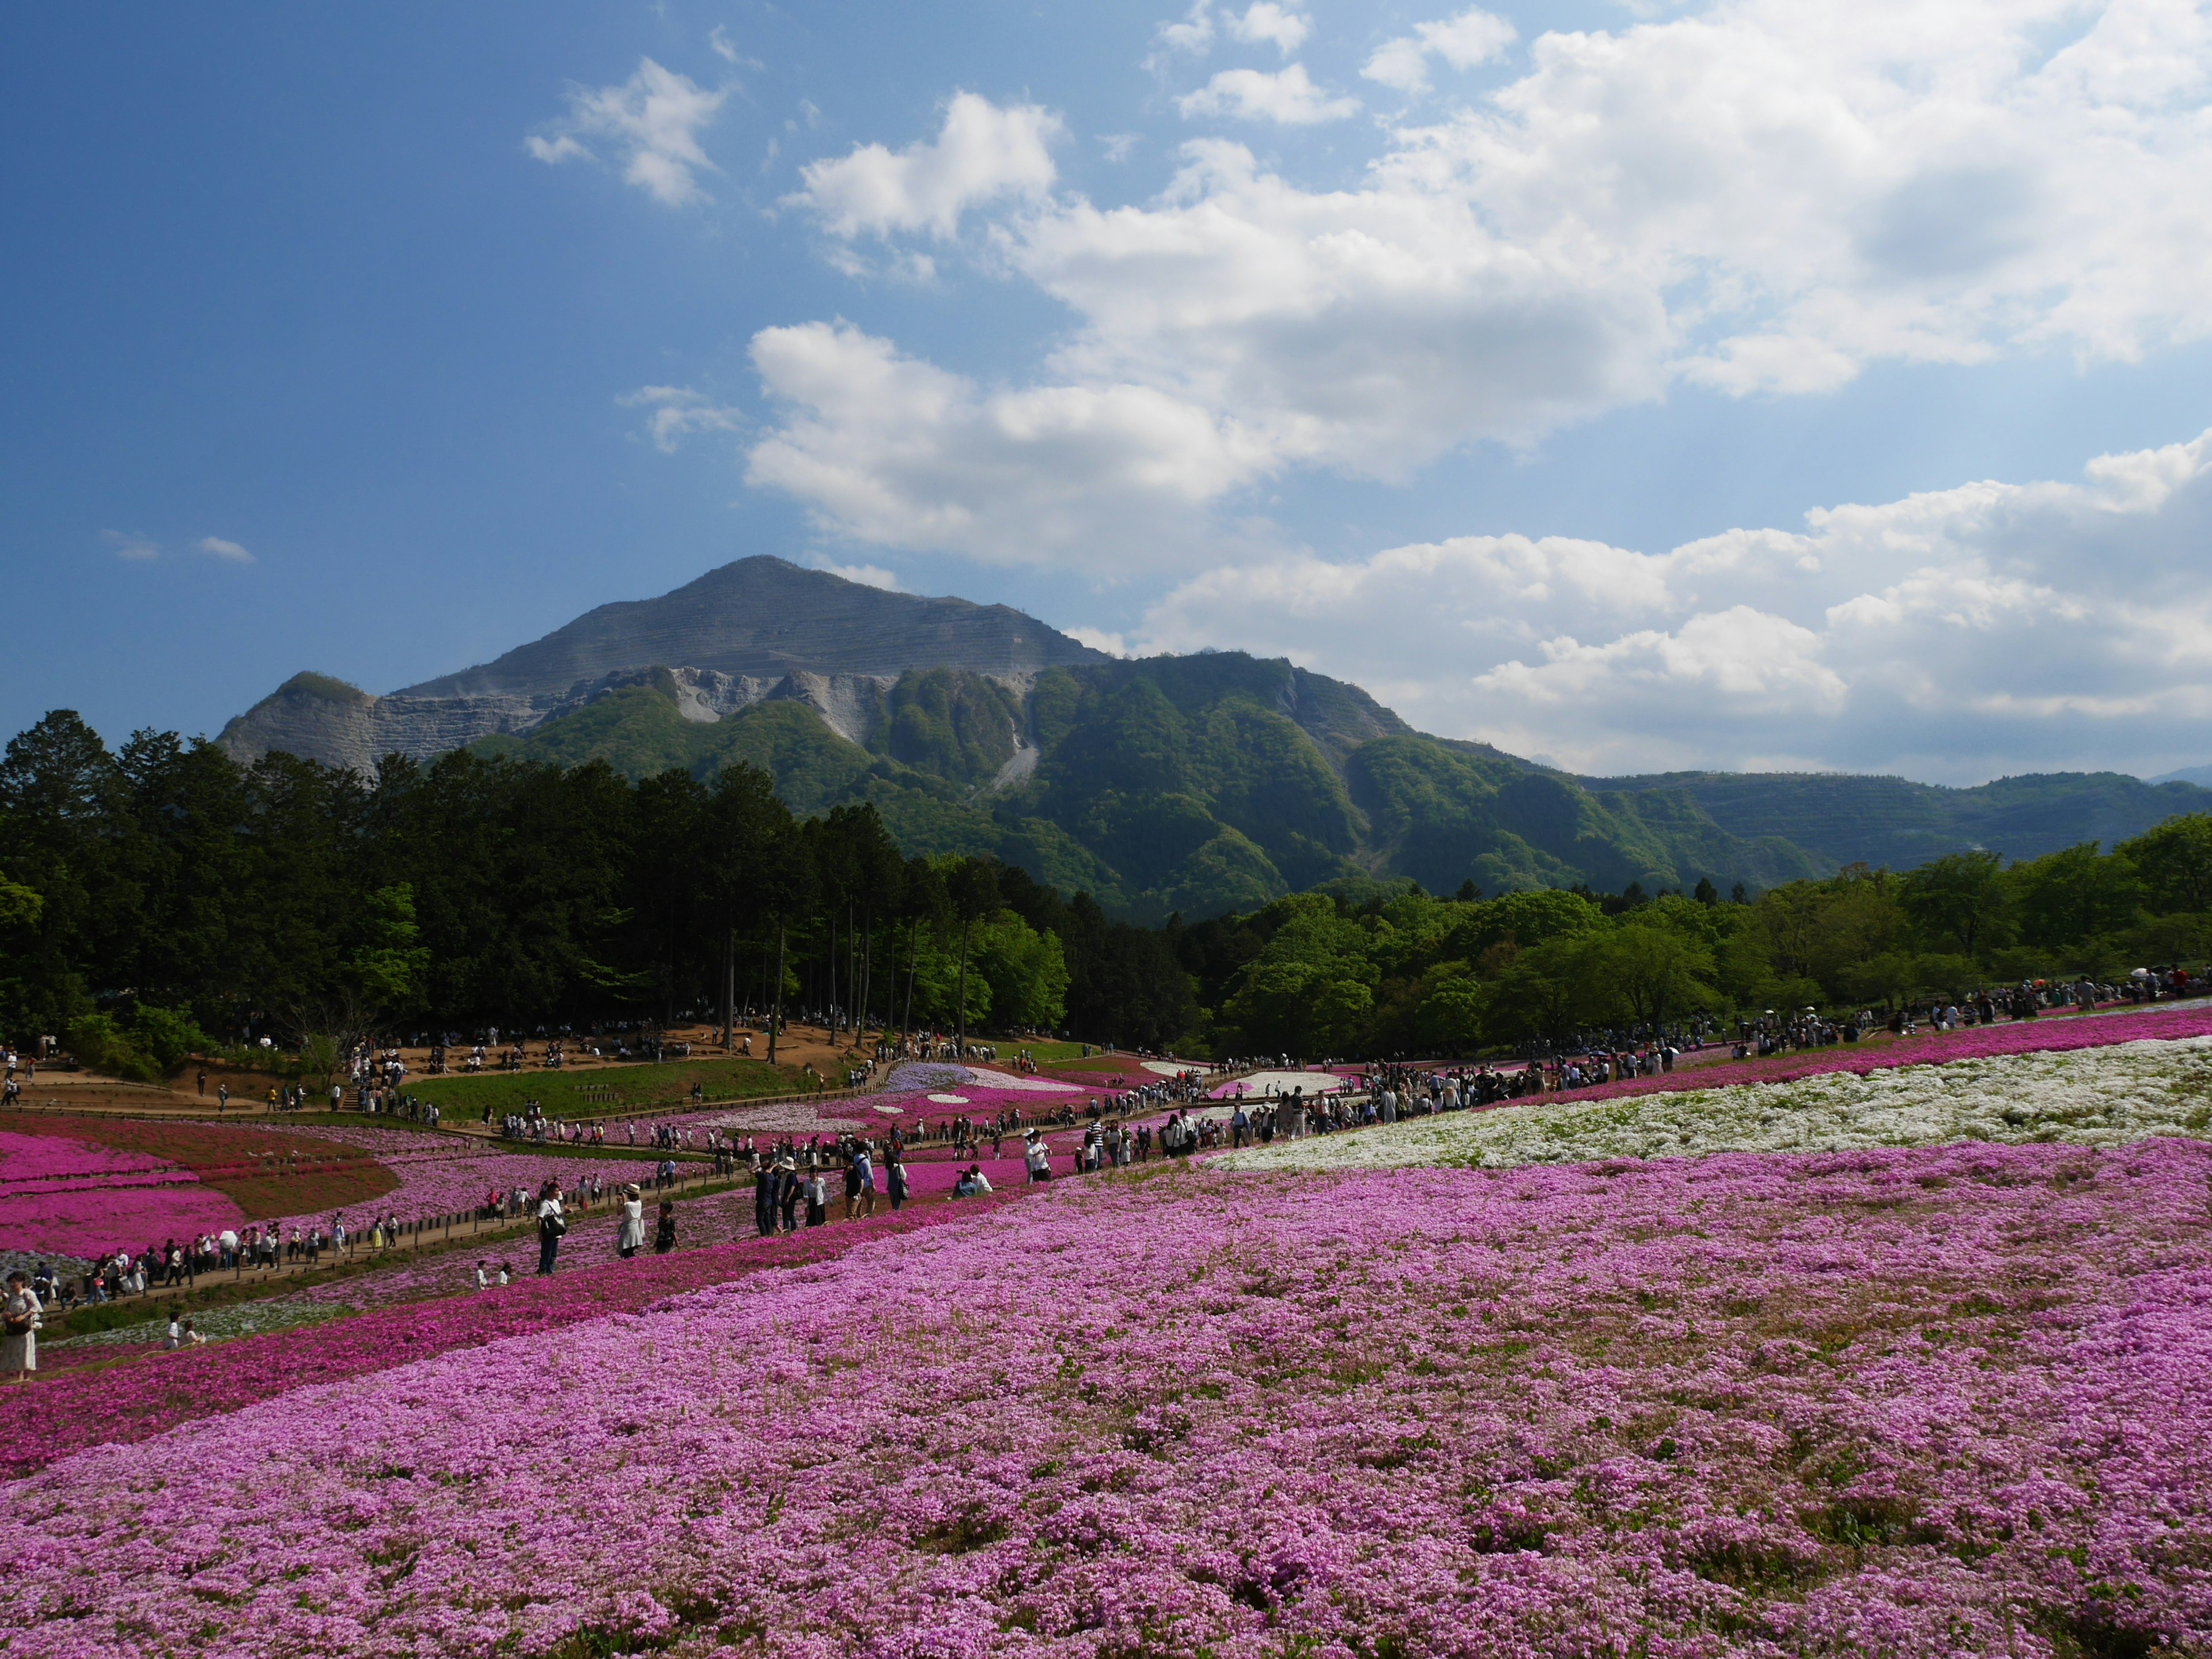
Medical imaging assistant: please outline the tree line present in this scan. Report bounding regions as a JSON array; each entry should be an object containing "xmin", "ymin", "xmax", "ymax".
[
  {"xmin": 0, "ymin": 713, "xmax": 1192, "ymax": 1077},
  {"xmin": 5, "ymin": 710, "xmax": 2207, "ymax": 1073},
  {"xmin": 1173, "ymin": 817, "xmax": 2212, "ymax": 1057}
]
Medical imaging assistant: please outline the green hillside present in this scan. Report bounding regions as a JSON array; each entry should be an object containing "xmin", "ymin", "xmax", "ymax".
[
  {"xmin": 469, "ymin": 654, "xmax": 2212, "ymax": 921},
  {"xmin": 474, "ymin": 655, "xmax": 1844, "ymax": 919},
  {"xmin": 1583, "ymin": 768, "xmax": 2212, "ymax": 871}
]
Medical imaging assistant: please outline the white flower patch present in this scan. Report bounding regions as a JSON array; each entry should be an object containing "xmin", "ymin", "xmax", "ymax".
[{"xmin": 1216, "ymin": 1037, "xmax": 2212, "ymax": 1173}]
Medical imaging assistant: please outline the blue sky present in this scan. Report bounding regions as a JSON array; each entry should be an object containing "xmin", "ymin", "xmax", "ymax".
[{"xmin": 5, "ymin": 1, "xmax": 2211, "ymax": 783}]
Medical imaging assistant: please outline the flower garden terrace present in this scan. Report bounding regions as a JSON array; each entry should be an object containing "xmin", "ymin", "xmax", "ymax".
[
  {"xmin": 3, "ymin": 1123, "xmax": 2209, "ymax": 1657},
  {"xmin": 0, "ymin": 1005, "xmax": 2203, "ymax": 1653}
]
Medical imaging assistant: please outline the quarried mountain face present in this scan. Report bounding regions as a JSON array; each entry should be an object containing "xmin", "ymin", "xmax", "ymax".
[{"xmin": 396, "ymin": 555, "xmax": 1104, "ymax": 699}]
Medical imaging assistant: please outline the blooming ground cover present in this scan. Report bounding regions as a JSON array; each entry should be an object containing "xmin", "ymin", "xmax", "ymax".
[
  {"xmin": 1219, "ymin": 1032, "xmax": 2212, "ymax": 1174},
  {"xmin": 6, "ymin": 1143, "xmax": 2210, "ymax": 1655},
  {"xmin": 0, "ymin": 1119, "xmax": 677, "ymax": 1259},
  {"xmin": 26, "ymin": 1116, "xmax": 404, "ymax": 1217},
  {"xmin": 0, "ymin": 1195, "xmax": 1017, "ymax": 1479},
  {"xmin": 0, "ymin": 1130, "xmax": 241, "ymax": 1256}
]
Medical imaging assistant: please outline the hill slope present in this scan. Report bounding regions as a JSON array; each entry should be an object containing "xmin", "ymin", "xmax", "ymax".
[{"xmin": 475, "ymin": 654, "xmax": 1832, "ymax": 919}]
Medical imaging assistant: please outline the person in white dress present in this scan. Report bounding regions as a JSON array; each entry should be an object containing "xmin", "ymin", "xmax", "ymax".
[{"xmin": 617, "ymin": 1184, "xmax": 646, "ymax": 1258}]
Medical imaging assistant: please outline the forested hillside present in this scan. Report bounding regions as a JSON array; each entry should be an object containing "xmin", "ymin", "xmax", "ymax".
[
  {"xmin": 1586, "ymin": 767, "xmax": 2212, "ymax": 869},
  {"xmin": 474, "ymin": 652, "xmax": 1830, "ymax": 918}
]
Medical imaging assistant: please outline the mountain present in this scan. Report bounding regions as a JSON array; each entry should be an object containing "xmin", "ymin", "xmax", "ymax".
[
  {"xmin": 2152, "ymin": 763, "xmax": 2212, "ymax": 789},
  {"xmin": 217, "ymin": 556, "xmax": 1105, "ymax": 774},
  {"xmin": 397, "ymin": 555, "xmax": 1103, "ymax": 698},
  {"xmin": 215, "ymin": 558, "xmax": 2212, "ymax": 920},
  {"xmin": 1580, "ymin": 768, "xmax": 2212, "ymax": 870}
]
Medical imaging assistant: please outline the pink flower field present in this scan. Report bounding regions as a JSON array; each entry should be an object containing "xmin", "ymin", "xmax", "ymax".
[
  {"xmin": 7, "ymin": 1138, "xmax": 2210, "ymax": 1657},
  {"xmin": 0, "ymin": 1130, "xmax": 241, "ymax": 1255}
]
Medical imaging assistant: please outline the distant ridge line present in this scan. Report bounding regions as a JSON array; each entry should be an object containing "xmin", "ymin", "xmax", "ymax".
[{"xmin": 396, "ymin": 555, "xmax": 1105, "ymax": 700}]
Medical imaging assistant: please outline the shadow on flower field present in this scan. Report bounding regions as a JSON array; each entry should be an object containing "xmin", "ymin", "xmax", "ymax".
[{"xmin": 4, "ymin": 1140, "xmax": 2210, "ymax": 1657}]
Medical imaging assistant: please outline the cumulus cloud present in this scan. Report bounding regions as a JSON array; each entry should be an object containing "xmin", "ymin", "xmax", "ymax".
[
  {"xmin": 731, "ymin": 4, "xmax": 2212, "ymax": 569},
  {"xmin": 790, "ymin": 92, "xmax": 1060, "ymax": 240},
  {"xmin": 1362, "ymin": 8, "xmax": 1516, "ymax": 94},
  {"xmin": 1067, "ymin": 626, "xmax": 1132, "ymax": 657},
  {"xmin": 195, "ymin": 536, "xmax": 255, "ymax": 563},
  {"xmin": 1226, "ymin": 3, "xmax": 1311, "ymax": 54},
  {"xmin": 1150, "ymin": 1, "xmax": 1219, "ymax": 63},
  {"xmin": 618, "ymin": 385, "xmax": 746, "ymax": 452},
  {"xmin": 804, "ymin": 555, "xmax": 902, "ymax": 590},
  {"xmin": 741, "ymin": 321, "xmax": 1273, "ymax": 566},
  {"xmin": 528, "ymin": 58, "xmax": 728, "ymax": 206},
  {"xmin": 1130, "ymin": 428, "xmax": 2212, "ymax": 781},
  {"xmin": 103, "ymin": 530, "xmax": 159, "ymax": 562},
  {"xmin": 1179, "ymin": 63, "xmax": 1359, "ymax": 124}
]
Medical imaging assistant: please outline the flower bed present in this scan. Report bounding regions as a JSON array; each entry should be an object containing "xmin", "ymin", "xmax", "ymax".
[
  {"xmin": 0, "ymin": 1130, "xmax": 243, "ymax": 1255},
  {"xmin": 5, "ymin": 1143, "xmax": 2209, "ymax": 1656},
  {"xmin": 1220, "ymin": 1032, "xmax": 2212, "ymax": 1173},
  {"xmin": 10, "ymin": 1118, "xmax": 403, "ymax": 1232},
  {"xmin": 0, "ymin": 1194, "xmax": 1021, "ymax": 1479}
]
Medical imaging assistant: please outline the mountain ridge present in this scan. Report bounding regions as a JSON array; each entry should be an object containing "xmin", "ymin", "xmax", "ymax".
[
  {"xmin": 396, "ymin": 555, "xmax": 1104, "ymax": 699},
  {"xmin": 213, "ymin": 557, "xmax": 2212, "ymax": 919}
]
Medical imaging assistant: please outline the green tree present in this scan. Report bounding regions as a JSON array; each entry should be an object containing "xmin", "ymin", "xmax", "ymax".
[
  {"xmin": 2010, "ymin": 843, "xmax": 2143, "ymax": 948},
  {"xmin": 946, "ymin": 857, "xmax": 1002, "ymax": 1057},
  {"xmin": 1219, "ymin": 893, "xmax": 1377, "ymax": 1056},
  {"xmin": 972, "ymin": 910, "xmax": 1070, "ymax": 1033},
  {"xmin": 1896, "ymin": 851, "xmax": 2010, "ymax": 957},
  {"xmin": 349, "ymin": 884, "xmax": 430, "ymax": 1014},
  {"xmin": 1586, "ymin": 920, "xmax": 1717, "ymax": 1031},
  {"xmin": 2118, "ymin": 815, "xmax": 2212, "ymax": 916}
]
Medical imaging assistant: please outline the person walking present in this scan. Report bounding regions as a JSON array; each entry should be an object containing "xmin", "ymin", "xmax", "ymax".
[
  {"xmin": 618, "ymin": 1184, "xmax": 645, "ymax": 1259},
  {"xmin": 535, "ymin": 1181, "xmax": 566, "ymax": 1275},
  {"xmin": 2, "ymin": 1271, "xmax": 39, "ymax": 1383},
  {"xmin": 886, "ymin": 1151, "xmax": 908, "ymax": 1212},
  {"xmin": 854, "ymin": 1144, "xmax": 878, "ymax": 1218}
]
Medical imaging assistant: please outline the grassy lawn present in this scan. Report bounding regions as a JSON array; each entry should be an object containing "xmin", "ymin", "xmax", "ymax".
[
  {"xmin": 1005, "ymin": 1040, "xmax": 1108, "ymax": 1065},
  {"xmin": 408, "ymin": 1056, "xmax": 815, "ymax": 1121}
]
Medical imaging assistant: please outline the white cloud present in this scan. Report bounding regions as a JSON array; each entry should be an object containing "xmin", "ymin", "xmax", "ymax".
[
  {"xmin": 1066, "ymin": 626, "xmax": 1131, "ymax": 657},
  {"xmin": 1226, "ymin": 3, "xmax": 1311, "ymax": 54},
  {"xmin": 1362, "ymin": 8, "xmax": 1516, "ymax": 94},
  {"xmin": 618, "ymin": 385, "xmax": 745, "ymax": 451},
  {"xmin": 1130, "ymin": 427, "xmax": 2212, "ymax": 781},
  {"xmin": 103, "ymin": 530, "xmax": 158, "ymax": 561},
  {"xmin": 1179, "ymin": 63, "xmax": 1359, "ymax": 124},
  {"xmin": 735, "ymin": 3, "xmax": 2212, "ymax": 566},
  {"xmin": 1100, "ymin": 132, "xmax": 1141, "ymax": 162},
  {"xmin": 790, "ymin": 92, "xmax": 1060, "ymax": 240},
  {"xmin": 529, "ymin": 58, "xmax": 728, "ymax": 206},
  {"xmin": 1150, "ymin": 1, "xmax": 1218, "ymax": 63},
  {"xmin": 195, "ymin": 536, "xmax": 255, "ymax": 564},
  {"xmin": 804, "ymin": 555, "xmax": 902, "ymax": 590},
  {"xmin": 741, "ymin": 321, "xmax": 1274, "ymax": 566}
]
